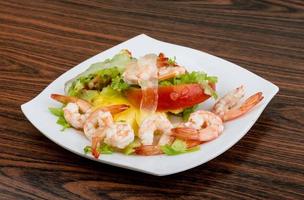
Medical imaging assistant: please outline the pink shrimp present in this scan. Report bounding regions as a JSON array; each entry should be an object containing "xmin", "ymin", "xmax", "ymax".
[
  {"xmin": 83, "ymin": 104, "xmax": 130, "ymax": 158},
  {"xmin": 212, "ymin": 86, "xmax": 264, "ymax": 121},
  {"xmin": 51, "ymin": 94, "xmax": 92, "ymax": 129},
  {"xmin": 135, "ymin": 113, "xmax": 174, "ymax": 156},
  {"xmin": 172, "ymin": 110, "xmax": 224, "ymax": 142}
]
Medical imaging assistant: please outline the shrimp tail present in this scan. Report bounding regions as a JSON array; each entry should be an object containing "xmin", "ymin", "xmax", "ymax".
[
  {"xmin": 51, "ymin": 94, "xmax": 92, "ymax": 112},
  {"xmin": 101, "ymin": 104, "xmax": 130, "ymax": 115},
  {"xmin": 223, "ymin": 92, "xmax": 264, "ymax": 121},
  {"xmin": 158, "ymin": 72, "xmax": 179, "ymax": 81},
  {"xmin": 171, "ymin": 127, "xmax": 200, "ymax": 141},
  {"xmin": 135, "ymin": 145, "xmax": 163, "ymax": 156},
  {"xmin": 185, "ymin": 140, "xmax": 203, "ymax": 148},
  {"xmin": 91, "ymin": 136, "xmax": 101, "ymax": 158},
  {"xmin": 51, "ymin": 94, "xmax": 78, "ymax": 104}
]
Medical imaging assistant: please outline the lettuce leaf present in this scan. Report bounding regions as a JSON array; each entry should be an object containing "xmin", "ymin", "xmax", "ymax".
[
  {"xmin": 83, "ymin": 144, "xmax": 113, "ymax": 155},
  {"xmin": 168, "ymin": 56, "xmax": 176, "ymax": 65},
  {"xmin": 161, "ymin": 139, "xmax": 200, "ymax": 155},
  {"xmin": 77, "ymin": 90, "xmax": 100, "ymax": 103},
  {"xmin": 68, "ymin": 67, "xmax": 122, "ymax": 96},
  {"xmin": 111, "ymin": 76, "xmax": 130, "ymax": 92},
  {"xmin": 49, "ymin": 107, "xmax": 63, "ymax": 117},
  {"xmin": 181, "ymin": 105, "xmax": 198, "ymax": 121},
  {"xmin": 49, "ymin": 107, "xmax": 70, "ymax": 131},
  {"xmin": 99, "ymin": 143, "xmax": 113, "ymax": 154},
  {"xmin": 66, "ymin": 50, "xmax": 133, "ymax": 96},
  {"xmin": 83, "ymin": 146, "xmax": 92, "ymax": 154},
  {"xmin": 123, "ymin": 138, "xmax": 141, "ymax": 155}
]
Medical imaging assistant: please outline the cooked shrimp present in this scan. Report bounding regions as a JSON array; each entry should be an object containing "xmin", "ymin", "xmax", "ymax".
[
  {"xmin": 123, "ymin": 54, "xmax": 158, "ymax": 85},
  {"xmin": 83, "ymin": 110, "xmax": 114, "ymax": 141},
  {"xmin": 104, "ymin": 123, "xmax": 135, "ymax": 149},
  {"xmin": 123, "ymin": 53, "xmax": 186, "ymax": 84},
  {"xmin": 51, "ymin": 94, "xmax": 92, "ymax": 129},
  {"xmin": 51, "ymin": 94, "xmax": 92, "ymax": 111},
  {"xmin": 135, "ymin": 145, "xmax": 163, "ymax": 156},
  {"xmin": 172, "ymin": 110, "xmax": 224, "ymax": 142},
  {"xmin": 91, "ymin": 128, "xmax": 107, "ymax": 159},
  {"xmin": 157, "ymin": 53, "xmax": 178, "ymax": 67},
  {"xmin": 139, "ymin": 113, "xmax": 173, "ymax": 145},
  {"xmin": 83, "ymin": 104, "xmax": 130, "ymax": 141},
  {"xmin": 134, "ymin": 139, "xmax": 201, "ymax": 156},
  {"xmin": 83, "ymin": 104, "xmax": 130, "ymax": 158},
  {"xmin": 156, "ymin": 53, "xmax": 186, "ymax": 80},
  {"xmin": 136, "ymin": 113, "xmax": 174, "ymax": 155},
  {"xmin": 212, "ymin": 86, "xmax": 264, "ymax": 121},
  {"xmin": 158, "ymin": 66, "xmax": 186, "ymax": 80}
]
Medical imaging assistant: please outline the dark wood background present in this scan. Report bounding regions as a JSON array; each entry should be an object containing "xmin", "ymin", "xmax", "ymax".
[{"xmin": 0, "ymin": 0, "xmax": 303, "ymax": 199}]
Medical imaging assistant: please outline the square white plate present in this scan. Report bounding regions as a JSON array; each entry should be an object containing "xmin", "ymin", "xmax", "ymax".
[{"xmin": 21, "ymin": 34, "xmax": 279, "ymax": 176}]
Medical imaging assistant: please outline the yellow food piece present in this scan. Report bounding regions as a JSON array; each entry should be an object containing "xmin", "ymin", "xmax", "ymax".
[{"xmin": 92, "ymin": 87, "xmax": 139, "ymax": 134}]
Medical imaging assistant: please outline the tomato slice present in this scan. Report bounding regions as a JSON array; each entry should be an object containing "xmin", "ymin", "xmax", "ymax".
[{"xmin": 125, "ymin": 83, "xmax": 215, "ymax": 111}]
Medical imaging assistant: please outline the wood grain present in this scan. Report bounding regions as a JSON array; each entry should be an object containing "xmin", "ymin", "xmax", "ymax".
[{"xmin": 0, "ymin": 0, "xmax": 303, "ymax": 199}]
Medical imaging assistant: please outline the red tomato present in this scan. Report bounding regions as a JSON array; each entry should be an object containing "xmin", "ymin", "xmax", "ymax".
[{"xmin": 125, "ymin": 83, "xmax": 215, "ymax": 111}]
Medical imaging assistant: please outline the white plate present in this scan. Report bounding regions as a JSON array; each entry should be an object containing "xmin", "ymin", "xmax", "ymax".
[{"xmin": 21, "ymin": 34, "xmax": 279, "ymax": 176}]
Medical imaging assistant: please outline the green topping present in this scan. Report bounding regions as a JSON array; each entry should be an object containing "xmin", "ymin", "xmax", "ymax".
[
  {"xmin": 111, "ymin": 76, "xmax": 130, "ymax": 92},
  {"xmin": 123, "ymin": 138, "xmax": 141, "ymax": 155},
  {"xmin": 84, "ymin": 146, "xmax": 92, "ymax": 154},
  {"xmin": 49, "ymin": 107, "xmax": 70, "ymax": 131},
  {"xmin": 159, "ymin": 71, "xmax": 218, "ymax": 98},
  {"xmin": 99, "ymin": 143, "xmax": 113, "ymax": 154},
  {"xmin": 168, "ymin": 56, "xmax": 176, "ymax": 65},
  {"xmin": 181, "ymin": 105, "xmax": 198, "ymax": 121},
  {"xmin": 66, "ymin": 50, "xmax": 133, "ymax": 97},
  {"xmin": 201, "ymin": 82, "xmax": 218, "ymax": 99},
  {"xmin": 161, "ymin": 139, "xmax": 200, "ymax": 155},
  {"xmin": 83, "ymin": 144, "xmax": 113, "ymax": 155},
  {"xmin": 84, "ymin": 144, "xmax": 113, "ymax": 155},
  {"xmin": 68, "ymin": 67, "xmax": 122, "ymax": 96},
  {"xmin": 78, "ymin": 90, "xmax": 100, "ymax": 103},
  {"xmin": 49, "ymin": 107, "xmax": 63, "ymax": 117}
]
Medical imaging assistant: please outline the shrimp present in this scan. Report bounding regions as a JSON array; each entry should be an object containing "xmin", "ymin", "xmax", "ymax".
[
  {"xmin": 123, "ymin": 53, "xmax": 186, "ymax": 84},
  {"xmin": 123, "ymin": 54, "xmax": 158, "ymax": 85},
  {"xmin": 139, "ymin": 113, "xmax": 173, "ymax": 145},
  {"xmin": 158, "ymin": 66, "xmax": 186, "ymax": 81},
  {"xmin": 135, "ymin": 113, "xmax": 174, "ymax": 155},
  {"xmin": 212, "ymin": 86, "xmax": 264, "ymax": 121},
  {"xmin": 83, "ymin": 104, "xmax": 130, "ymax": 158},
  {"xmin": 104, "ymin": 123, "xmax": 135, "ymax": 149},
  {"xmin": 83, "ymin": 104, "xmax": 130, "ymax": 141},
  {"xmin": 157, "ymin": 53, "xmax": 186, "ymax": 80},
  {"xmin": 51, "ymin": 94, "xmax": 92, "ymax": 129},
  {"xmin": 134, "ymin": 139, "xmax": 201, "ymax": 156},
  {"xmin": 123, "ymin": 54, "xmax": 159, "ymax": 113},
  {"xmin": 172, "ymin": 110, "xmax": 224, "ymax": 142}
]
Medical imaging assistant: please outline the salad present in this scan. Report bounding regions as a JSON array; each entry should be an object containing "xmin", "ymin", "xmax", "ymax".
[{"xmin": 50, "ymin": 50, "xmax": 263, "ymax": 158}]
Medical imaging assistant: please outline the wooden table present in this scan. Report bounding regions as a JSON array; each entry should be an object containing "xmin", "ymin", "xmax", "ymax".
[{"xmin": 1, "ymin": 1, "xmax": 303, "ymax": 199}]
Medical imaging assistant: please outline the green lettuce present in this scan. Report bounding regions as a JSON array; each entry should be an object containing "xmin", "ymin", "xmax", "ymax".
[
  {"xmin": 49, "ymin": 107, "xmax": 70, "ymax": 131},
  {"xmin": 68, "ymin": 67, "xmax": 122, "ymax": 96},
  {"xmin": 77, "ymin": 90, "xmax": 100, "ymax": 103},
  {"xmin": 83, "ymin": 146, "xmax": 92, "ymax": 154},
  {"xmin": 99, "ymin": 143, "xmax": 114, "ymax": 154},
  {"xmin": 161, "ymin": 139, "xmax": 200, "ymax": 155},
  {"xmin": 123, "ymin": 138, "xmax": 141, "ymax": 155},
  {"xmin": 181, "ymin": 105, "xmax": 198, "ymax": 121},
  {"xmin": 66, "ymin": 50, "xmax": 133, "ymax": 96},
  {"xmin": 168, "ymin": 56, "xmax": 176, "ymax": 65},
  {"xmin": 110, "ymin": 76, "xmax": 130, "ymax": 92},
  {"xmin": 83, "ymin": 143, "xmax": 114, "ymax": 155}
]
